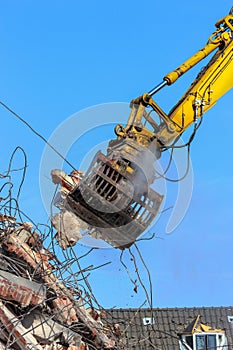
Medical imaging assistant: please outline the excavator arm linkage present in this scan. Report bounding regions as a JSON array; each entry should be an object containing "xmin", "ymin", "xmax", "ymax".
[{"xmin": 61, "ymin": 10, "xmax": 233, "ymax": 249}]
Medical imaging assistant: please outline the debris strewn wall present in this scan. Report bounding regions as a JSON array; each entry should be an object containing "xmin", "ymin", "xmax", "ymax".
[{"xmin": 0, "ymin": 216, "xmax": 117, "ymax": 350}]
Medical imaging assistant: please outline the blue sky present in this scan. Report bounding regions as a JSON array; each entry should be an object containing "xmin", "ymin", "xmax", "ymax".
[{"xmin": 1, "ymin": 1, "xmax": 233, "ymax": 308}]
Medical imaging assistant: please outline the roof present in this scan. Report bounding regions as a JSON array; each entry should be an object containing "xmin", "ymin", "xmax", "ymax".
[{"xmin": 105, "ymin": 306, "xmax": 233, "ymax": 350}]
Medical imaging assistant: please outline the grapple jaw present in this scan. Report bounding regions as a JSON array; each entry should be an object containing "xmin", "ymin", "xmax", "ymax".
[{"xmin": 66, "ymin": 138, "xmax": 163, "ymax": 249}]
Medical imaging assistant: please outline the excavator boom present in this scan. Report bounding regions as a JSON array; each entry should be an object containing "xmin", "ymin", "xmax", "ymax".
[{"xmin": 52, "ymin": 8, "xmax": 233, "ymax": 249}]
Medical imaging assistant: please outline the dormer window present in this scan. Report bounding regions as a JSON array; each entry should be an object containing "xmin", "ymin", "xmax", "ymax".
[
  {"xmin": 196, "ymin": 334, "xmax": 217, "ymax": 350},
  {"xmin": 180, "ymin": 332, "xmax": 227, "ymax": 350},
  {"xmin": 179, "ymin": 315, "xmax": 228, "ymax": 350}
]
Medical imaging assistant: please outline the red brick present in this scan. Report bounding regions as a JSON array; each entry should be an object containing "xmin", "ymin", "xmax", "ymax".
[{"xmin": 0, "ymin": 274, "xmax": 45, "ymax": 307}]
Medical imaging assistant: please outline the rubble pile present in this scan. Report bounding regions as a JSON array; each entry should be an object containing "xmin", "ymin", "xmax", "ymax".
[{"xmin": 0, "ymin": 215, "xmax": 117, "ymax": 350}]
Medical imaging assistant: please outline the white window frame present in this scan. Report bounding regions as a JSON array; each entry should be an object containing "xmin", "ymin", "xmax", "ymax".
[
  {"xmin": 179, "ymin": 332, "xmax": 227, "ymax": 350},
  {"xmin": 142, "ymin": 317, "xmax": 155, "ymax": 325}
]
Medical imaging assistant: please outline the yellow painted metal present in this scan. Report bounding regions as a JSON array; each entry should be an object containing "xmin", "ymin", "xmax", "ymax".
[
  {"xmin": 158, "ymin": 13, "xmax": 233, "ymax": 145},
  {"xmin": 163, "ymin": 33, "xmax": 231, "ymax": 85},
  {"xmin": 129, "ymin": 11, "xmax": 233, "ymax": 146},
  {"xmin": 164, "ymin": 14, "xmax": 232, "ymax": 85},
  {"xmin": 167, "ymin": 37, "xmax": 233, "ymax": 131}
]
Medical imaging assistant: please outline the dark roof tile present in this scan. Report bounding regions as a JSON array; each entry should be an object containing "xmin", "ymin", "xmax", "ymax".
[{"xmin": 105, "ymin": 306, "xmax": 233, "ymax": 350}]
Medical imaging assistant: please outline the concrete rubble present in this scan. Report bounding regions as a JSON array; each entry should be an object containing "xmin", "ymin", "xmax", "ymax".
[
  {"xmin": 0, "ymin": 215, "xmax": 118, "ymax": 350},
  {"xmin": 51, "ymin": 169, "xmax": 89, "ymax": 249}
]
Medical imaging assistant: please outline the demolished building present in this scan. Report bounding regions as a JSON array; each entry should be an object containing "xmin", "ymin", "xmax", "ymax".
[
  {"xmin": 0, "ymin": 216, "xmax": 118, "ymax": 350},
  {"xmin": 1, "ymin": 149, "xmax": 231, "ymax": 350}
]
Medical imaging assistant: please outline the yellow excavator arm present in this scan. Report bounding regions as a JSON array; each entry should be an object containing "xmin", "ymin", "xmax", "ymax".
[
  {"xmin": 129, "ymin": 10, "xmax": 233, "ymax": 146},
  {"xmin": 62, "ymin": 9, "xmax": 233, "ymax": 249}
]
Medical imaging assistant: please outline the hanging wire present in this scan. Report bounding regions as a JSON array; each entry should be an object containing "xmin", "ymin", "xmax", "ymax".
[
  {"xmin": 0, "ymin": 100, "xmax": 76, "ymax": 170},
  {"xmin": 0, "ymin": 149, "xmax": 124, "ymax": 349}
]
